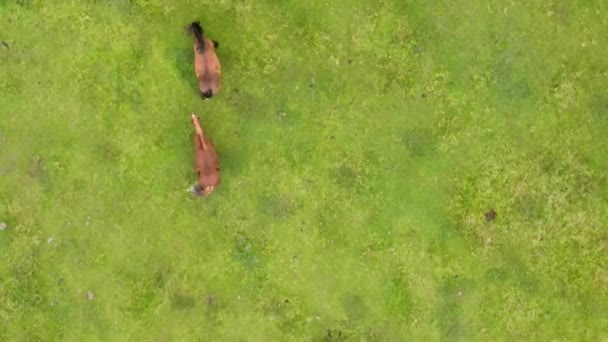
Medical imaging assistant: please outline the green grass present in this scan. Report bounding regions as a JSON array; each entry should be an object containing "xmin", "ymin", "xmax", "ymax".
[{"xmin": 1, "ymin": 0, "xmax": 607, "ymax": 340}]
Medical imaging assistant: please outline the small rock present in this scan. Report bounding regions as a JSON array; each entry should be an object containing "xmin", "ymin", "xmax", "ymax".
[
  {"xmin": 485, "ymin": 209, "xmax": 497, "ymax": 222},
  {"xmin": 0, "ymin": 222, "xmax": 6, "ymax": 231},
  {"xmin": 87, "ymin": 291, "xmax": 95, "ymax": 301}
]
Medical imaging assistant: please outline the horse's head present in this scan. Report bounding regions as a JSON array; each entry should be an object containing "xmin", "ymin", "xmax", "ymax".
[
  {"xmin": 200, "ymin": 89, "xmax": 213, "ymax": 99},
  {"xmin": 189, "ymin": 183, "xmax": 215, "ymax": 196}
]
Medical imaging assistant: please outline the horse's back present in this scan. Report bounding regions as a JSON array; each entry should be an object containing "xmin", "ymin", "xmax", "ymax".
[
  {"xmin": 193, "ymin": 38, "xmax": 221, "ymax": 94},
  {"xmin": 195, "ymin": 137, "xmax": 221, "ymax": 186}
]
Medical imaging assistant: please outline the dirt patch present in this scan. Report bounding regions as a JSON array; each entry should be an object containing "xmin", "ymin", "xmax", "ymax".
[
  {"xmin": 28, "ymin": 156, "xmax": 44, "ymax": 177},
  {"xmin": 484, "ymin": 209, "xmax": 497, "ymax": 222}
]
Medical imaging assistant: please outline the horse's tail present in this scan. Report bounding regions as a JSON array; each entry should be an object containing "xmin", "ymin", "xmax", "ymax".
[
  {"xmin": 188, "ymin": 21, "xmax": 205, "ymax": 52},
  {"xmin": 191, "ymin": 114, "xmax": 208, "ymax": 149}
]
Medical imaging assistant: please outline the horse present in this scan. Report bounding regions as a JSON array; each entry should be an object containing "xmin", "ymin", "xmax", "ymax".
[
  {"xmin": 187, "ymin": 21, "xmax": 221, "ymax": 99},
  {"xmin": 189, "ymin": 114, "xmax": 221, "ymax": 196}
]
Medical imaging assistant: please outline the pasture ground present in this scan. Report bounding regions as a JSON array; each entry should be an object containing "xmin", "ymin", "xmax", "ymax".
[{"xmin": 1, "ymin": 0, "xmax": 607, "ymax": 340}]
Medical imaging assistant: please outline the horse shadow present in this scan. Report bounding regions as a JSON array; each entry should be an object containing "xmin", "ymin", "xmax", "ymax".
[{"xmin": 169, "ymin": 45, "xmax": 200, "ymax": 97}]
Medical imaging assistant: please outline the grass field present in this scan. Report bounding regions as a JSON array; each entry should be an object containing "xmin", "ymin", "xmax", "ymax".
[{"xmin": 1, "ymin": 0, "xmax": 608, "ymax": 340}]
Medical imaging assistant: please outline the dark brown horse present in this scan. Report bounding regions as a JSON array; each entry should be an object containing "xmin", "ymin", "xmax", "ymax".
[
  {"xmin": 190, "ymin": 114, "xmax": 221, "ymax": 196},
  {"xmin": 187, "ymin": 21, "xmax": 221, "ymax": 99}
]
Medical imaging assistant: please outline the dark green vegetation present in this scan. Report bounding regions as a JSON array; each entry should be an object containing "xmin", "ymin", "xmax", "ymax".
[{"xmin": 1, "ymin": 0, "xmax": 607, "ymax": 340}]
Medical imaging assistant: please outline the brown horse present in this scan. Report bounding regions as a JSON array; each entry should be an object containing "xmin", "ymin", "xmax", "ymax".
[
  {"xmin": 187, "ymin": 21, "xmax": 221, "ymax": 99},
  {"xmin": 190, "ymin": 114, "xmax": 221, "ymax": 196}
]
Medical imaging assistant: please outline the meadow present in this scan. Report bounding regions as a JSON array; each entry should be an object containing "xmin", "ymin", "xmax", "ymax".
[{"xmin": 1, "ymin": 0, "xmax": 607, "ymax": 340}]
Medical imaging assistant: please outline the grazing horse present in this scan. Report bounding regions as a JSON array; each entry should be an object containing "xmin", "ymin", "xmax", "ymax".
[
  {"xmin": 190, "ymin": 114, "xmax": 221, "ymax": 196},
  {"xmin": 187, "ymin": 21, "xmax": 221, "ymax": 99}
]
